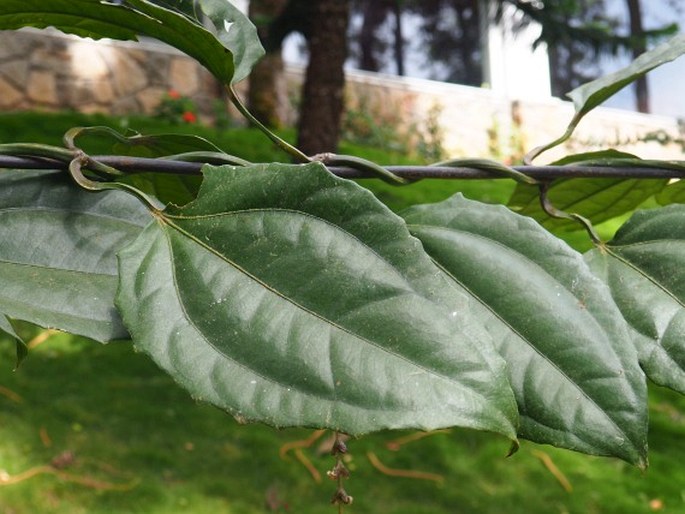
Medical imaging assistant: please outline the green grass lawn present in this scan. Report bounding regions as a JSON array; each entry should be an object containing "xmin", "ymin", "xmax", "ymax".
[
  {"xmin": 0, "ymin": 111, "xmax": 684, "ymax": 513},
  {"xmin": 2, "ymin": 331, "xmax": 685, "ymax": 514}
]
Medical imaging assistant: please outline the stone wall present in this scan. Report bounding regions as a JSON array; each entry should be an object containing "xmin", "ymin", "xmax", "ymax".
[{"xmin": 0, "ymin": 29, "xmax": 219, "ymax": 116}]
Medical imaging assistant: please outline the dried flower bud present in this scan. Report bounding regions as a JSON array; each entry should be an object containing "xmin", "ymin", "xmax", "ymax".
[
  {"xmin": 331, "ymin": 488, "xmax": 354, "ymax": 505},
  {"xmin": 332, "ymin": 439, "xmax": 348, "ymax": 455},
  {"xmin": 327, "ymin": 461, "xmax": 350, "ymax": 481}
]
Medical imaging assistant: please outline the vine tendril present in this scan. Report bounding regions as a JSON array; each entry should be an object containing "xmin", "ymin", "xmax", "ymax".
[
  {"xmin": 313, "ymin": 153, "xmax": 411, "ymax": 185},
  {"xmin": 538, "ymin": 182, "xmax": 603, "ymax": 245}
]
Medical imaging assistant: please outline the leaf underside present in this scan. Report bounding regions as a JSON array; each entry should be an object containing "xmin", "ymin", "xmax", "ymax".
[
  {"xmin": 196, "ymin": 0, "xmax": 265, "ymax": 84},
  {"xmin": 0, "ymin": 170, "xmax": 150, "ymax": 342},
  {"xmin": 586, "ymin": 205, "xmax": 685, "ymax": 395},
  {"xmin": 401, "ymin": 194, "xmax": 647, "ymax": 467},
  {"xmin": 111, "ymin": 133, "xmax": 225, "ymax": 158},
  {"xmin": 110, "ymin": 132, "xmax": 218, "ymax": 207},
  {"xmin": 656, "ymin": 180, "xmax": 685, "ymax": 206},
  {"xmin": 0, "ymin": 0, "xmax": 264, "ymax": 85},
  {"xmin": 508, "ymin": 178, "xmax": 667, "ymax": 231},
  {"xmin": 116, "ymin": 163, "xmax": 519, "ymax": 438}
]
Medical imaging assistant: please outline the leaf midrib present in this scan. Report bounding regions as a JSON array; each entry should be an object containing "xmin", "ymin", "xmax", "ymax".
[
  {"xmin": 0, "ymin": 258, "xmax": 118, "ymax": 278},
  {"xmin": 166, "ymin": 207, "xmax": 414, "ymax": 290},
  {"xmin": 0, "ymin": 205, "xmax": 150, "ymax": 228},
  {"xmin": 0, "ymin": 288, "xmax": 115, "ymax": 325}
]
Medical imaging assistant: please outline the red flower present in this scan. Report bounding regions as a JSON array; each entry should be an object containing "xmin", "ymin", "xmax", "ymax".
[
  {"xmin": 167, "ymin": 89, "xmax": 181, "ymax": 99},
  {"xmin": 182, "ymin": 111, "xmax": 197, "ymax": 123}
]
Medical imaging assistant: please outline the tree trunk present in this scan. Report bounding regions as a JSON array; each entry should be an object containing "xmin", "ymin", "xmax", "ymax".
[
  {"xmin": 393, "ymin": 1, "xmax": 405, "ymax": 76},
  {"xmin": 247, "ymin": 0, "xmax": 289, "ymax": 128},
  {"xmin": 359, "ymin": 2, "xmax": 387, "ymax": 72},
  {"xmin": 625, "ymin": 0, "xmax": 649, "ymax": 113},
  {"xmin": 297, "ymin": 0, "xmax": 351, "ymax": 155}
]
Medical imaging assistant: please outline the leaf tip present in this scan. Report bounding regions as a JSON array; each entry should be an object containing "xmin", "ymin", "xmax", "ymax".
[
  {"xmin": 506, "ymin": 439, "xmax": 520, "ymax": 458},
  {"xmin": 636, "ymin": 454, "xmax": 649, "ymax": 472},
  {"xmin": 14, "ymin": 345, "xmax": 28, "ymax": 370}
]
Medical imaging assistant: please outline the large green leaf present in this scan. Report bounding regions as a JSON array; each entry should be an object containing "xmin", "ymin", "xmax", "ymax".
[
  {"xmin": 116, "ymin": 163, "xmax": 519, "ymax": 437},
  {"xmin": 401, "ymin": 195, "xmax": 647, "ymax": 466},
  {"xmin": 586, "ymin": 205, "xmax": 685, "ymax": 395},
  {"xmin": 0, "ymin": 170, "xmax": 150, "ymax": 342},
  {"xmin": 0, "ymin": 0, "xmax": 264, "ymax": 85},
  {"xmin": 508, "ymin": 178, "xmax": 667, "ymax": 231}
]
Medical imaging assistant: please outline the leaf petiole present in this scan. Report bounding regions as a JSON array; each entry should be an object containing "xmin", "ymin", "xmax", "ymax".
[{"xmin": 227, "ymin": 86, "xmax": 311, "ymax": 163}]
